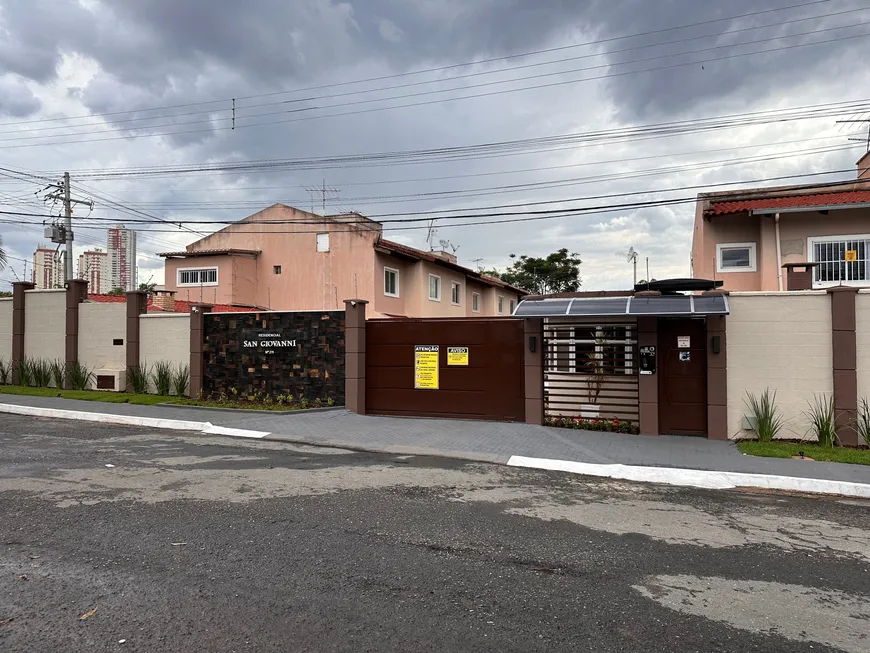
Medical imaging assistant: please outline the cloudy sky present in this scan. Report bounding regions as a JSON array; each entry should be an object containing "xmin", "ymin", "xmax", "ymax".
[{"xmin": 1, "ymin": 0, "xmax": 869, "ymax": 291}]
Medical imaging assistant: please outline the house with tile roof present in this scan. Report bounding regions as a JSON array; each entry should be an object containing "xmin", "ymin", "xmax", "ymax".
[
  {"xmin": 691, "ymin": 151, "xmax": 870, "ymax": 291},
  {"xmin": 157, "ymin": 204, "xmax": 526, "ymax": 317}
]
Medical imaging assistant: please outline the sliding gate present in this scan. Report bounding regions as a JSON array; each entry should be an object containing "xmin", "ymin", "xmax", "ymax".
[{"xmin": 543, "ymin": 318, "xmax": 640, "ymax": 425}]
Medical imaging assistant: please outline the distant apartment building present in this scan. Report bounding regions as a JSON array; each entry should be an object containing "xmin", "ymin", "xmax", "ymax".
[
  {"xmin": 108, "ymin": 225, "xmax": 137, "ymax": 292},
  {"xmin": 32, "ymin": 245, "xmax": 65, "ymax": 289},
  {"xmin": 78, "ymin": 248, "xmax": 109, "ymax": 294},
  {"xmin": 159, "ymin": 204, "xmax": 525, "ymax": 317}
]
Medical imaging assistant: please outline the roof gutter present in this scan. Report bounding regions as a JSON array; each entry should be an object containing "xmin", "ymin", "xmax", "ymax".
[{"xmin": 750, "ymin": 202, "xmax": 870, "ymax": 216}]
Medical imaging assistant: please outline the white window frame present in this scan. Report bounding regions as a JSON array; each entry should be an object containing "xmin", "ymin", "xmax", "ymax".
[
  {"xmin": 428, "ymin": 274, "xmax": 441, "ymax": 302},
  {"xmin": 716, "ymin": 242, "xmax": 757, "ymax": 273},
  {"xmin": 808, "ymin": 234, "xmax": 870, "ymax": 288},
  {"xmin": 509, "ymin": 299, "xmax": 516, "ymax": 315},
  {"xmin": 177, "ymin": 266, "xmax": 219, "ymax": 287},
  {"xmin": 497, "ymin": 295, "xmax": 505, "ymax": 314},
  {"xmin": 472, "ymin": 292, "xmax": 481, "ymax": 313},
  {"xmin": 316, "ymin": 233, "xmax": 330, "ymax": 253},
  {"xmin": 451, "ymin": 281, "xmax": 461, "ymax": 306},
  {"xmin": 384, "ymin": 267, "xmax": 400, "ymax": 298}
]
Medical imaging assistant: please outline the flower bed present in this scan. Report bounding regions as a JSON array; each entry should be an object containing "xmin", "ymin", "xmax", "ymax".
[{"xmin": 546, "ymin": 416, "xmax": 639, "ymax": 435}]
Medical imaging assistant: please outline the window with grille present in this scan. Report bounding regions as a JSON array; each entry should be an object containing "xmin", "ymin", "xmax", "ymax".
[
  {"xmin": 810, "ymin": 236, "xmax": 869, "ymax": 286},
  {"xmin": 546, "ymin": 325, "xmax": 636, "ymax": 375},
  {"xmin": 472, "ymin": 293, "xmax": 480, "ymax": 312},
  {"xmin": 177, "ymin": 268, "xmax": 218, "ymax": 286}
]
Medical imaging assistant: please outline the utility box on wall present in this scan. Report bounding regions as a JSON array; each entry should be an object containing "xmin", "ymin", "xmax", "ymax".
[{"xmin": 202, "ymin": 310, "xmax": 346, "ymax": 404}]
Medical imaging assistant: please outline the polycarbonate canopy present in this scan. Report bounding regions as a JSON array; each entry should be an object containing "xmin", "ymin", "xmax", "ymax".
[{"xmin": 512, "ymin": 294, "xmax": 729, "ymax": 317}]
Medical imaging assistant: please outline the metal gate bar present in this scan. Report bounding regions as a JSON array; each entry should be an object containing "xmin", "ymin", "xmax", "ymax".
[{"xmin": 543, "ymin": 319, "xmax": 640, "ymax": 423}]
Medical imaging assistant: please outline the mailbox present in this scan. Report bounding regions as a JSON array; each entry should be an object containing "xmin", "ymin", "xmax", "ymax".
[{"xmin": 639, "ymin": 346, "xmax": 656, "ymax": 375}]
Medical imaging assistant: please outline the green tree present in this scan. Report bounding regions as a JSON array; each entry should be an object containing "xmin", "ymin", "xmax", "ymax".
[
  {"xmin": 0, "ymin": 291, "xmax": 11, "ymax": 298},
  {"xmin": 496, "ymin": 248, "xmax": 582, "ymax": 295},
  {"xmin": 138, "ymin": 281, "xmax": 156, "ymax": 296},
  {"xmin": 108, "ymin": 287, "xmax": 125, "ymax": 296}
]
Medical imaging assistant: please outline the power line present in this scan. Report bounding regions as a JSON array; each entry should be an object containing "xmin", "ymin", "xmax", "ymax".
[
  {"xmin": 47, "ymin": 97, "xmax": 870, "ymax": 180},
  {"xmin": 3, "ymin": 30, "xmax": 868, "ymax": 150},
  {"xmin": 1, "ymin": 5, "xmax": 864, "ymax": 140},
  {"xmin": 0, "ymin": 0, "xmax": 833, "ymax": 130},
  {"xmin": 59, "ymin": 142, "xmax": 860, "ymax": 212}
]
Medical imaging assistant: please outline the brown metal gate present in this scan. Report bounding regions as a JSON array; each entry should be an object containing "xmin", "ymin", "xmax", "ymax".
[
  {"xmin": 366, "ymin": 318, "xmax": 525, "ymax": 421},
  {"xmin": 543, "ymin": 319, "xmax": 639, "ymax": 425}
]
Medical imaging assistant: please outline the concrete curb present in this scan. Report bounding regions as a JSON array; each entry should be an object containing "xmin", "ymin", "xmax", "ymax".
[
  {"xmin": 3, "ymin": 402, "xmax": 868, "ymax": 499},
  {"xmin": 507, "ymin": 456, "xmax": 870, "ymax": 499},
  {"xmin": 0, "ymin": 403, "xmax": 270, "ymax": 440}
]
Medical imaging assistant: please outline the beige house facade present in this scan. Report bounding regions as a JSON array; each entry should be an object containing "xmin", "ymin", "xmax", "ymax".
[
  {"xmin": 691, "ymin": 151, "xmax": 870, "ymax": 291},
  {"xmin": 160, "ymin": 204, "xmax": 524, "ymax": 317}
]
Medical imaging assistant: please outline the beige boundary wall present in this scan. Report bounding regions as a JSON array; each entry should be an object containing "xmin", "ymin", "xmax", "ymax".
[
  {"xmin": 0, "ymin": 298, "xmax": 11, "ymax": 362},
  {"xmin": 78, "ymin": 303, "xmax": 127, "ymax": 375},
  {"xmin": 141, "ymin": 313, "xmax": 191, "ymax": 370},
  {"xmin": 857, "ymin": 290, "xmax": 870, "ymax": 405},
  {"xmin": 23, "ymin": 290, "xmax": 66, "ymax": 362},
  {"xmin": 727, "ymin": 292, "xmax": 833, "ymax": 440}
]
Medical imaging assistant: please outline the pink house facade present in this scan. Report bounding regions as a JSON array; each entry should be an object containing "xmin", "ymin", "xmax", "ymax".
[
  {"xmin": 160, "ymin": 204, "xmax": 525, "ymax": 317},
  {"xmin": 691, "ymin": 151, "xmax": 870, "ymax": 291}
]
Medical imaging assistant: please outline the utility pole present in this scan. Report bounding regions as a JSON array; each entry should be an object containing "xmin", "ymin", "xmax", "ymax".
[
  {"xmin": 63, "ymin": 172, "xmax": 72, "ymax": 282},
  {"xmin": 43, "ymin": 173, "xmax": 93, "ymax": 285}
]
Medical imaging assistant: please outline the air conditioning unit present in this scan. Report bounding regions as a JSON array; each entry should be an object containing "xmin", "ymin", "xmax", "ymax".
[{"xmin": 94, "ymin": 369, "xmax": 126, "ymax": 392}]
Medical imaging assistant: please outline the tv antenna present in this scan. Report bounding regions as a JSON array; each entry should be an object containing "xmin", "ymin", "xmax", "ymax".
[
  {"xmin": 304, "ymin": 178, "xmax": 340, "ymax": 214},
  {"xmin": 836, "ymin": 117, "xmax": 870, "ymax": 152},
  {"xmin": 438, "ymin": 239, "xmax": 459, "ymax": 255},
  {"xmin": 425, "ymin": 219, "xmax": 438, "ymax": 250},
  {"xmin": 626, "ymin": 247, "xmax": 638, "ymax": 286},
  {"xmin": 471, "ymin": 258, "xmax": 484, "ymax": 272}
]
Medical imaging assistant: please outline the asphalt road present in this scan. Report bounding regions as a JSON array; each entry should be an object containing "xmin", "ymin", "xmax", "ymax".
[{"xmin": 1, "ymin": 415, "xmax": 868, "ymax": 653}]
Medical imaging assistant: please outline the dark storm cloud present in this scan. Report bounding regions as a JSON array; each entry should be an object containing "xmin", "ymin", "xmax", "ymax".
[{"xmin": 0, "ymin": 76, "xmax": 40, "ymax": 116}]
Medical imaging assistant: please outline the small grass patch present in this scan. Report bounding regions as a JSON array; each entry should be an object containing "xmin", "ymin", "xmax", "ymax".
[
  {"xmin": 0, "ymin": 386, "xmax": 169, "ymax": 406},
  {"xmin": 737, "ymin": 440, "xmax": 870, "ymax": 466}
]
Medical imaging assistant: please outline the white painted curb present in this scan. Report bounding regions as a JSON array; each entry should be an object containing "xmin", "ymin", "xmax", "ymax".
[
  {"xmin": 0, "ymin": 403, "xmax": 270, "ymax": 440},
  {"xmin": 507, "ymin": 456, "xmax": 870, "ymax": 499}
]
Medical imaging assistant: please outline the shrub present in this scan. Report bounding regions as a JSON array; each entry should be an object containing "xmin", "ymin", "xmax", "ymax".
[
  {"xmin": 127, "ymin": 362, "xmax": 150, "ymax": 394},
  {"xmin": 805, "ymin": 394, "xmax": 838, "ymax": 447},
  {"xmin": 31, "ymin": 358, "xmax": 52, "ymax": 388},
  {"xmin": 744, "ymin": 389, "xmax": 785, "ymax": 443},
  {"xmin": 172, "ymin": 364, "xmax": 189, "ymax": 397},
  {"xmin": 16, "ymin": 358, "xmax": 33, "ymax": 387},
  {"xmin": 0, "ymin": 358, "xmax": 9, "ymax": 385},
  {"xmin": 858, "ymin": 398, "xmax": 870, "ymax": 449},
  {"xmin": 545, "ymin": 416, "xmax": 639, "ymax": 435},
  {"xmin": 68, "ymin": 361, "xmax": 94, "ymax": 391},
  {"xmin": 151, "ymin": 361, "xmax": 173, "ymax": 396},
  {"xmin": 50, "ymin": 359, "xmax": 66, "ymax": 389}
]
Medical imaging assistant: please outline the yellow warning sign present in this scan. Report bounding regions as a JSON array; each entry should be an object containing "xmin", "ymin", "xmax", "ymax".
[
  {"xmin": 414, "ymin": 345, "xmax": 439, "ymax": 389},
  {"xmin": 447, "ymin": 346, "xmax": 469, "ymax": 366},
  {"xmin": 845, "ymin": 249, "xmax": 858, "ymax": 262}
]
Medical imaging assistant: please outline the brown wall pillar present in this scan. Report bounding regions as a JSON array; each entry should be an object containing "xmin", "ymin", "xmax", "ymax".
[
  {"xmin": 188, "ymin": 303, "xmax": 213, "ymax": 399},
  {"xmin": 65, "ymin": 280, "xmax": 88, "ymax": 388},
  {"xmin": 829, "ymin": 287, "xmax": 859, "ymax": 447},
  {"xmin": 344, "ymin": 299, "xmax": 368, "ymax": 414},
  {"xmin": 706, "ymin": 314, "xmax": 728, "ymax": 440},
  {"xmin": 11, "ymin": 281, "xmax": 34, "ymax": 384},
  {"xmin": 523, "ymin": 318, "xmax": 544, "ymax": 425},
  {"xmin": 125, "ymin": 291, "xmax": 149, "ymax": 392},
  {"xmin": 637, "ymin": 316, "xmax": 659, "ymax": 435}
]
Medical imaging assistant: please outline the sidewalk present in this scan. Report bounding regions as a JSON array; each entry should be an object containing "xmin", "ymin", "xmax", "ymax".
[{"xmin": 2, "ymin": 394, "xmax": 869, "ymax": 494}]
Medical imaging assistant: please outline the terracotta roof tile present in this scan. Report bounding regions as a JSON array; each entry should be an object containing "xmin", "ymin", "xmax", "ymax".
[
  {"xmin": 706, "ymin": 189, "xmax": 870, "ymax": 216},
  {"xmin": 86, "ymin": 293, "xmax": 251, "ymax": 313}
]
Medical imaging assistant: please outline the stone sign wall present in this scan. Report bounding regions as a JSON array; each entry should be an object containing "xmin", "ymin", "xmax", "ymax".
[{"xmin": 203, "ymin": 310, "xmax": 345, "ymax": 403}]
